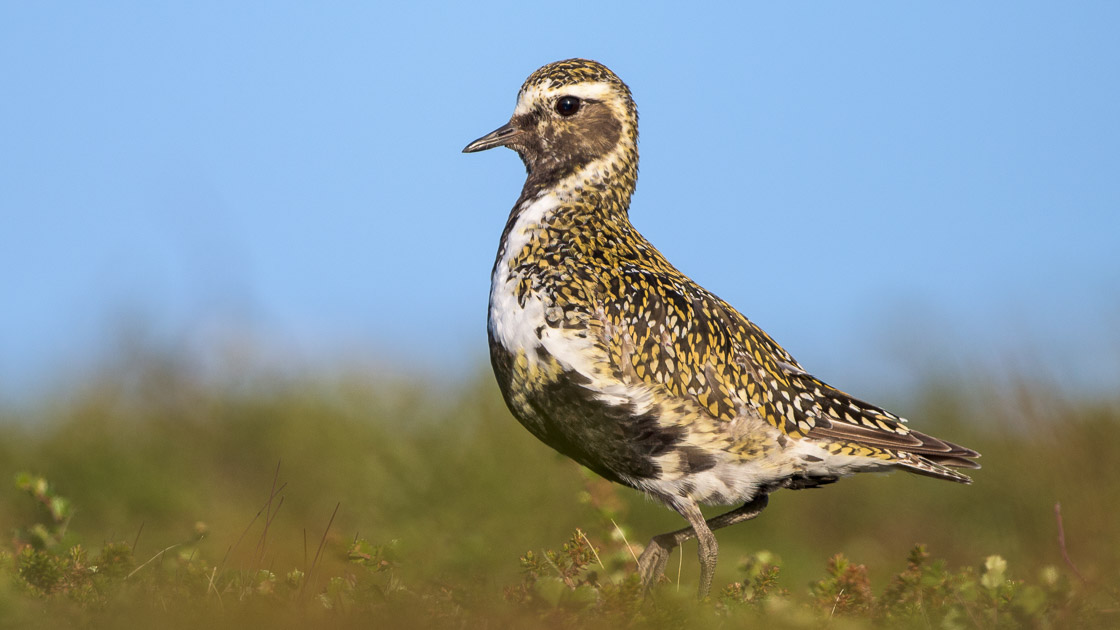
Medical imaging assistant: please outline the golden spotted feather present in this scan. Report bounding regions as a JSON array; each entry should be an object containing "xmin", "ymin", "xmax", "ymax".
[{"xmin": 517, "ymin": 198, "xmax": 978, "ymax": 483}]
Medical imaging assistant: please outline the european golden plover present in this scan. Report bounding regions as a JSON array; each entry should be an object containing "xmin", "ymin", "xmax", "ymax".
[{"xmin": 464, "ymin": 58, "xmax": 980, "ymax": 598}]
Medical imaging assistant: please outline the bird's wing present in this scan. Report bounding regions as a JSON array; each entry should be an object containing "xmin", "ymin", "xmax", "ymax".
[
  {"xmin": 594, "ymin": 263, "xmax": 979, "ymax": 479},
  {"xmin": 595, "ymin": 262, "xmax": 811, "ymax": 427}
]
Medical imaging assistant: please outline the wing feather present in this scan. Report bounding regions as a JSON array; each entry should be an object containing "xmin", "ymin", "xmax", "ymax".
[{"xmin": 587, "ymin": 242, "xmax": 980, "ymax": 481}]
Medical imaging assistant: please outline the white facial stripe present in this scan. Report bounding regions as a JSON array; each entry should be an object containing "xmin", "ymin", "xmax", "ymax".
[{"xmin": 513, "ymin": 81, "xmax": 616, "ymax": 116}]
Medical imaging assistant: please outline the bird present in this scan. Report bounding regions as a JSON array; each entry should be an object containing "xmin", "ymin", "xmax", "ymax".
[{"xmin": 463, "ymin": 58, "xmax": 980, "ymax": 598}]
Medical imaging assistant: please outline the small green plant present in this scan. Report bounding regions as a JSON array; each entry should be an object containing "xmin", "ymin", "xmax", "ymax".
[
  {"xmin": 14, "ymin": 472, "xmax": 73, "ymax": 550},
  {"xmin": 809, "ymin": 553, "xmax": 874, "ymax": 616},
  {"xmin": 507, "ymin": 529, "xmax": 610, "ymax": 608},
  {"xmin": 9, "ymin": 474, "xmax": 134, "ymax": 604},
  {"xmin": 718, "ymin": 550, "xmax": 786, "ymax": 610},
  {"xmin": 318, "ymin": 538, "xmax": 403, "ymax": 611},
  {"xmin": 504, "ymin": 526, "xmax": 648, "ymax": 629}
]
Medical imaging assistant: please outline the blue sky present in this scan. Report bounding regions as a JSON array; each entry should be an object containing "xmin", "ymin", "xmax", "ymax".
[{"xmin": 2, "ymin": 3, "xmax": 1118, "ymax": 405}]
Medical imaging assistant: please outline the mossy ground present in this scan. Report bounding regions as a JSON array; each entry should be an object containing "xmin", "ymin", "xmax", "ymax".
[{"xmin": 1, "ymin": 355, "xmax": 1117, "ymax": 628}]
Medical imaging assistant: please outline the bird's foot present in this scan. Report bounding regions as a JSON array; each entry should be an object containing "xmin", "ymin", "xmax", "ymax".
[{"xmin": 636, "ymin": 532, "xmax": 678, "ymax": 591}]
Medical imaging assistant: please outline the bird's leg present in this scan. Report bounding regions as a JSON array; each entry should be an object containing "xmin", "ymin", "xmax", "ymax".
[
  {"xmin": 686, "ymin": 501, "xmax": 720, "ymax": 598},
  {"xmin": 637, "ymin": 494, "xmax": 769, "ymax": 598}
]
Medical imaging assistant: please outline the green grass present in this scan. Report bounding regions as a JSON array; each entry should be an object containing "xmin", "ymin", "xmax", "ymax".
[{"xmin": 0, "ymin": 354, "xmax": 1117, "ymax": 628}]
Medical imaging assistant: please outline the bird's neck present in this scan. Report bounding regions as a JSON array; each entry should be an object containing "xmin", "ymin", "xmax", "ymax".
[{"xmin": 514, "ymin": 143, "xmax": 639, "ymax": 226}]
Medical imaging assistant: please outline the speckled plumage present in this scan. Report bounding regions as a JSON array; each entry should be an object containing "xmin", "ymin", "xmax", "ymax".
[{"xmin": 464, "ymin": 59, "xmax": 979, "ymax": 597}]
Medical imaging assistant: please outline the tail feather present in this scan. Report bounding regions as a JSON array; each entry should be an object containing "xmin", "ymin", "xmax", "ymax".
[
  {"xmin": 900, "ymin": 455, "xmax": 976, "ymax": 484},
  {"xmin": 927, "ymin": 455, "xmax": 983, "ymax": 470},
  {"xmin": 790, "ymin": 374, "xmax": 981, "ymax": 482}
]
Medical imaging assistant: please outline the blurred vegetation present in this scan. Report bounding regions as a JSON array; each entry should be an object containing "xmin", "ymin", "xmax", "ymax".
[{"xmin": 0, "ymin": 350, "xmax": 1117, "ymax": 628}]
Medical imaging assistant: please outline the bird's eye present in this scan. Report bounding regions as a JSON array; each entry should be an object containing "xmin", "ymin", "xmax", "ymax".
[{"xmin": 555, "ymin": 96, "xmax": 581, "ymax": 117}]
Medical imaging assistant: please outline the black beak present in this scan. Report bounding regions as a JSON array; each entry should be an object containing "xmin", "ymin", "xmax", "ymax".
[{"xmin": 462, "ymin": 121, "xmax": 520, "ymax": 153}]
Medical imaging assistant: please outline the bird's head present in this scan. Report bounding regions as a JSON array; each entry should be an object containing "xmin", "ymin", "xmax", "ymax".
[{"xmin": 464, "ymin": 59, "xmax": 638, "ymax": 187}]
